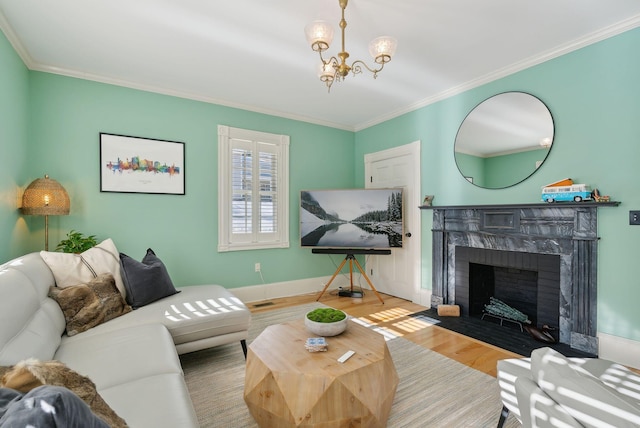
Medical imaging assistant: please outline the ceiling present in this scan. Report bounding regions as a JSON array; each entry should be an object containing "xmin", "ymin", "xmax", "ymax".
[{"xmin": 1, "ymin": 0, "xmax": 640, "ymax": 131}]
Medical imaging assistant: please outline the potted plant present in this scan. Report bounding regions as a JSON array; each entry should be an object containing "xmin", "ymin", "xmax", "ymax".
[
  {"xmin": 55, "ymin": 230, "xmax": 98, "ymax": 253},
  {"xmin": 305, "ymin": 307, "xmax": 348, "ymax": 336}
]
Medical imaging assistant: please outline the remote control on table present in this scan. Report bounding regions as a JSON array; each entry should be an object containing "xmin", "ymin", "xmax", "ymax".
[{"xmin": 337, "ymin": 350, "xmax": 355, "ymax": 363}]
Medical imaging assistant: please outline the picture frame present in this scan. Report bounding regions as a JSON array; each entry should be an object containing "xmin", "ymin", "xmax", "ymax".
[{"xmin": 100, "ymin": 133, "xmax": 185, "ymax": 195}]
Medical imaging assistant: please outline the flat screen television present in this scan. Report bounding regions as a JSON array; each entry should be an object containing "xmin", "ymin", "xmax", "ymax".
[{"xmin": 300, "ymin": 188, "xmax": 403, "ymax": 249}]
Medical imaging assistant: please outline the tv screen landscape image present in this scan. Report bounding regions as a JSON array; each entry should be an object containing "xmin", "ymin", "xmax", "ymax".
[{"xmin": 300, "ymin": 188, "xmax": 403, "ymax": 249}]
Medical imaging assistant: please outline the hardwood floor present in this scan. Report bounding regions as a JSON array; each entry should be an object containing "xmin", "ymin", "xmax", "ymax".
[{"xmin": 248, "ymin": 289, "xmax": 521, "ymax": 377}]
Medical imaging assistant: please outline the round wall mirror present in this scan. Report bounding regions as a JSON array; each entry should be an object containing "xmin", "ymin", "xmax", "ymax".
[{"xmin": 454, "ymin": 92, "xmax": 554, "ymax": 189}]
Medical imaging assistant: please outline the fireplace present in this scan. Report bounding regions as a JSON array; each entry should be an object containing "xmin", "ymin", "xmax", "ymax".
[{"xmin": 429, "ymin": 204, "xmax": 602, "ymax": 355}]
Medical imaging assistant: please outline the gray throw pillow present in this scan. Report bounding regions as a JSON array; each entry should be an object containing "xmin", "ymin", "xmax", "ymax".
[{"xmin": 119, "ymin": 248, "xmax": 179, "ymax": 308}]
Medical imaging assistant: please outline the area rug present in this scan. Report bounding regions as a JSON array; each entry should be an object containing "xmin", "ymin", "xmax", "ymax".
[{"xmin": 180, "ymin": 302, "xmax": 520, "ymax": 427}]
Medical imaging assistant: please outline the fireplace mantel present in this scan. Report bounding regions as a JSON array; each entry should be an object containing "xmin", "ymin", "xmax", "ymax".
[
  {"xmin": 427, "ymin": 202, "xmax": 619, "ymax": 355},
  {"xmin": 419, "ymin": 201, "xmax": 620, "ymax": 210}
]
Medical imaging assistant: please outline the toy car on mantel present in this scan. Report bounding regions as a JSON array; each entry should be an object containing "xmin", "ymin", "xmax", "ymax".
[{"xmin": 541, "ymin": 183, "xmax": 592, "ymax": 202}]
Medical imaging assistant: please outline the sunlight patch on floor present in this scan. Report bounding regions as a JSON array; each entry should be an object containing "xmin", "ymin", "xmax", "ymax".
[
  {"xmin": 392, "ymin": 317, "xmax": 438, "ymax": 334},
  {"xmin": 352, "ymin": 310, "xmax": 440, "ymax": 339},
  {"xmin": 353, "ymin": 307, "xmax": 413, "ymax": 327},
  {"xmin": 368, "ymin": 307, "xmax": 412, "ymax": 322}
]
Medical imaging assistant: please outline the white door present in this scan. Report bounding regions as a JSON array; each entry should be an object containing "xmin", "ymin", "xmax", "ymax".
[{"xmin": 364, "ymin": 141, "xmax": 421, "ymax": 302}]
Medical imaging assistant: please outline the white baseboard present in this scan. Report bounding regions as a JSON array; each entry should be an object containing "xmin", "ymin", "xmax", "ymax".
[
  {"xmin": 598, "ymin": 332, "xmax": 640, "ymax": 369},
  {"xmin": 229, "ymin": 276, "xmax": 333, "ymax": 304},
  {"xmin": 231, "ymin": 275, "xmax": 433, "ymax": 307},
  {"xmin": 418, "ymin": 288, "xmax": 432, "ymax": 307}
]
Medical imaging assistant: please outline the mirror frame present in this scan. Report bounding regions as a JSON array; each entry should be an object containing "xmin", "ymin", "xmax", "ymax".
[{"xmin": 454, "ymin": 92, "xmax": 555, "ymax": 189}]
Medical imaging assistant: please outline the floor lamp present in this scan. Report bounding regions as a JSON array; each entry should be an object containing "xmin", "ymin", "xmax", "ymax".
[{"xmin": 21, "ymin": 175, "xmax": 70, "ymax": 251}]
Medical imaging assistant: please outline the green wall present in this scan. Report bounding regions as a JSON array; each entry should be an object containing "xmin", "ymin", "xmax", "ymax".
[
  {"xmin": 27, "ymin": 73, "xmax": 356, "ymax": 288},
  {"xmin": 0, "ymin": 31, "xmax": 29, "ymax": 255},
  {"xmin": 356, "ymin": 27, "xmax": 640, "ymax": 342}
]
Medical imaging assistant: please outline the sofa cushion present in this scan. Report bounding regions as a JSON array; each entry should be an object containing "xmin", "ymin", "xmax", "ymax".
[
  {"xmin": 0, "ymin": 254, "xmax": 66, "ymax": 366},
  {"xmin": 55, "ymin": 324, "xmax": 182, "ymax": 391},
  {"xmin": 120, "ymin": 248, "xmax": 179, "ymax": 308},
  {"xmin": 48, "ymin": 274, "xmax": 132, "ymax": 336},
  {"xmin": 56, "ymin": 284, "xmax": 251, "ymax": 354},
  {"xmin": 99, "ymin": 374, "xmax": 198, "ymax": 428},
  {"xmin": 40, "ymin": 238, "xmax": 126, "ymax": 297},
  {"xmin": 532, "ymin": 347, "xmax": 640, "ymax": 427}
]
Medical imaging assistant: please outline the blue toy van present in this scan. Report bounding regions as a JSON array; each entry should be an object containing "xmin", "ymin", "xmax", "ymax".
[{"xmin": 541, "ymin": 184, "xmax": 592, "ymax": 203}]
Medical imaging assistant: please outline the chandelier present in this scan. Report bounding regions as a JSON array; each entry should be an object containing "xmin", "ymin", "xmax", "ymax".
[{"xmin": 305, "ymin": 0, "xmax": 397, "ymax": 91}]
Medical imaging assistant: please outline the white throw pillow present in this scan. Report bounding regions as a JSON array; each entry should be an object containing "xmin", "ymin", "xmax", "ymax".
[{"xmin": 40, "ymin": 238, "xmax": 126, "ymax": 297}]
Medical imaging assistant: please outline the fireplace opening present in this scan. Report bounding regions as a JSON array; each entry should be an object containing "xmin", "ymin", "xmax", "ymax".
[
  {"xmin": 469, "ymin": 263, "xmax": 540, "ymax": 326},
  {"xmin": 456, "ymin": 247, "xmax": 561, "ymax": 334}
]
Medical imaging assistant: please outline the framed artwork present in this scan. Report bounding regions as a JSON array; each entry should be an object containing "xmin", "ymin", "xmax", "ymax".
[{"xmin": 100, "ymin": 133, "xmax": 185, "ymax": 195}]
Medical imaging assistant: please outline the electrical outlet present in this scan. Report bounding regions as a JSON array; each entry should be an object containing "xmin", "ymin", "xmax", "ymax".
[
  {"xmin": 630, "ymin": 211, "xmax": 640, "ymax": 225},
  {"xmin": 254, "ymin": 262, "xmax": 261, "ymax": 272}
]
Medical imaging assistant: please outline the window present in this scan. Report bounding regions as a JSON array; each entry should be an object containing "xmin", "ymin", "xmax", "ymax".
[{"xmin": 218, "ymin": 125, "xmax": 289, "ymax": 251}]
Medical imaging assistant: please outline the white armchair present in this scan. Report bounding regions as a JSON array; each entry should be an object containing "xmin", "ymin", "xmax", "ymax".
[{"xmin": 496, "ymin": 347, "xmax": 640, "ymax": 427}]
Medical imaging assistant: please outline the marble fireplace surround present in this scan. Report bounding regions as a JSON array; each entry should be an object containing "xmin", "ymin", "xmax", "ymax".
[{"xmin": 426, "ymin": 202, "xmax": 618, "ymax": 355}]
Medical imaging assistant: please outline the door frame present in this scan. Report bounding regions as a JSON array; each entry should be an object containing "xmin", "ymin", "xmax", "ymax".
[{"xmin": 364, "ymin": 141, "xmax": 422, "ymax": 303}]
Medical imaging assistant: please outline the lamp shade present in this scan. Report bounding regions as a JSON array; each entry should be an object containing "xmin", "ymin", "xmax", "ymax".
[
  {"xmin": 369, "ymin": 36, "xmax": 397, "ymax": 64},
  {"xmin": 21, "ymin": 175, "xmax": 70, "ymax": 216},
  {"xmin": 318, "ymin": 61, "xmax": 335, "ymax": 82},
  {"xmin": 305, "ymin": 20, "xmax": 334, "ymax": 51}
]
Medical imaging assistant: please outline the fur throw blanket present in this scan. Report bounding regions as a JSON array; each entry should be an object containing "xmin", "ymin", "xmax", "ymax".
[
  {"xmin": 0, "ymin": 359, "xmax": 127, "ymax": 427},
  {"xmin": 49, "ymin": 273, "xmax": 132, "ymax": 336}
]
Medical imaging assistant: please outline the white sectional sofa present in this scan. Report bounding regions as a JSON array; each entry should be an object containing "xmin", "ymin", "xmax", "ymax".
[{"xmin": 0, "ymin": 252, "xmax": 252, "ymax": 427}]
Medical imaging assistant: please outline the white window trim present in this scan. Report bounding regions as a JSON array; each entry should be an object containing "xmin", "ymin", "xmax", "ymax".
[{"xmin": 218, "ymin": 125, "xmax": 290, "ymax": 252}]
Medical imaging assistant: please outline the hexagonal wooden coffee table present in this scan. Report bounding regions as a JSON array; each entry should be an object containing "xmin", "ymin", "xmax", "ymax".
[{"xmin": 244, "ymin": 318, "xmax": 398, "ymax": 428}]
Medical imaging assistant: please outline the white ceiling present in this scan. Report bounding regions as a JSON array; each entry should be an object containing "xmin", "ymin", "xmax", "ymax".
[{"xmin": 1, "ymin": 0, "xmax": 640, "ymax": 131}]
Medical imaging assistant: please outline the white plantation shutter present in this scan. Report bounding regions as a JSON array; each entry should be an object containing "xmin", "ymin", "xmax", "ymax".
[
  {"xmin": 218, "ymin": 125, "xmax": 289, "ymax": 251},
  {"xmin": 258, "ymin": 147, "xmax": 277, "ymax": 234}
]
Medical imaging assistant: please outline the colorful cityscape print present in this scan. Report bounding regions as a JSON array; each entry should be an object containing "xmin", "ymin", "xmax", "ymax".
[{"xmin": 105, "ymin": 156, "xmax": 181, "ymax": 176}]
